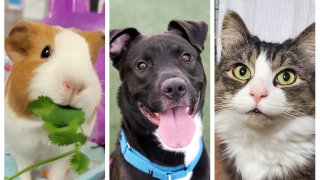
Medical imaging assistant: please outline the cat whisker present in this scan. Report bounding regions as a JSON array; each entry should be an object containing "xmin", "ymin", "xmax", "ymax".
[
  {"xmin": 278, "ymin": 114, "xmax": 295, "ymax": 120},
  {"xmin": 281, "ymin": 107, "xmax": 308, "ymax": 116},
  {"xmin": 281, "ymin": 109, "xmax": 306, "ymax": 119},
  {"xmin": 215, "ymin": 101, "xmax": 232, "ymax": 106},
  {"xmin": 259, "ymin": 103, "xmax": 306, "ymax": 119},
  {"xmin": 215, "ymin": 105, "xmax": 232, "ymax": 111},
  {"xmin": 280, "ymin": 113, "xmax": 299, "ymax": 120},
  {"xmin": 287, "ymin": 103, "xmax": 315, "ymax": 108}
]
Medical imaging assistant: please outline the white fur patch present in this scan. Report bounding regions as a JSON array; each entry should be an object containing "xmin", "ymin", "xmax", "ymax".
[
  {"xmin": 216, "ymin": 52, "xmax": 315, "ymax": 179},
  {"xmin": 154, "ymin": 112, "xmax": 203, "ymax": 180}
]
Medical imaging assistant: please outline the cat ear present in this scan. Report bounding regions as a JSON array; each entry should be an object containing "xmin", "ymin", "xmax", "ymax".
[
  {"xmin": 292, "ymin": 23, "xmax": 315, "ymax": 63},
  {"xmin": 109, "ymin": 28, "xmax": 140, "ymax": 69},
  {"xmin": 221, "ymin": 10, "xmax": 251, "ymax": 55}
]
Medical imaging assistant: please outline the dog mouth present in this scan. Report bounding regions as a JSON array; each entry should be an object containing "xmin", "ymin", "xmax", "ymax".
[
  {"xmin": 138, "ymin": 103, "xmax": 197, "ymax": 126},
  {"xmin": 138, "ymin": 95, "xmax": 200, "ymax": 148}
]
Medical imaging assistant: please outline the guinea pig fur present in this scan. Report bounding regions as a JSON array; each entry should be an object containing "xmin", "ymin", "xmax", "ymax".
[{"xmin": 4, "ymin": 21, "xmax": 104, "ymax": 180}]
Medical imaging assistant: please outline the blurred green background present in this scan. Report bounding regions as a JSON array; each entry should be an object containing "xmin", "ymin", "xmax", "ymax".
[{"xmin": 110, "ymin": 0, "xmax": 210, "ymax": 154}]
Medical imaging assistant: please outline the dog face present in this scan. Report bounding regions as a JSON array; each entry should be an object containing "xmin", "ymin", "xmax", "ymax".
[{"xmin": 110, "ymin": 20, "xmax": 208, "ymax": 148}]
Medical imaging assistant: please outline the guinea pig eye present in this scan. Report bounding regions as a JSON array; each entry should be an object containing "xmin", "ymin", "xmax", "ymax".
[
  {"xmin": 136, "ymin": 61, "xmax": 148, "ymax": 71},
  {"xmin": 41, "ymin": 45, "xmax": 51, "ymax": 58},
  {"xmin": 181, "ymin": 53, "xmax": 194, "ymax": 63}
]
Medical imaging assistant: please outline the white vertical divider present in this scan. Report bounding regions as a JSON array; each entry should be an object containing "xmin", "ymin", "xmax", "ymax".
[
  {"xmin": 0, "ymin": 0, "xmax": 5, "ymax": 178},
  {"xmin": 210, "ymin": 0, "xmax": 215, "ymax": 178},
  {"xmin": 105, "ymin": 0, "xmax": 110, "ymax": 179}
]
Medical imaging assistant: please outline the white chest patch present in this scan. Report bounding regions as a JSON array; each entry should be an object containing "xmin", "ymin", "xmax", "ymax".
[
  {"xmin": 216, "ymin": 110, "xmax": 314, "ymax": 179},
  {"xmin": 154, "ymin": 113, "xmax": 203, "ymax": 179}
]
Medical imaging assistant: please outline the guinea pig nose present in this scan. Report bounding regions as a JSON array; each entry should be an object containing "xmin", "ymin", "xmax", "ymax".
[
  {"xmin": 63, "ymin": 81, "xmax": 85, "ymax": 95},
  {"xmin": 161, "ymin": 78, "xmax": 187, "ymax": 100}
]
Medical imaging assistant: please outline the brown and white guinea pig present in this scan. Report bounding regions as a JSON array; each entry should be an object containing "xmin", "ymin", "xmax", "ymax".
[{"xmin": 4, "ymin": 21, "xmax": 104, "ymax": 180}]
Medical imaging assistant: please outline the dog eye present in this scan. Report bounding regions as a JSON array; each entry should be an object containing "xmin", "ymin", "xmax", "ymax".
[
  {"xmin": 181, "ymin": 53, "xmax": 193, "ymax": 63},
  {"xmin": 136, "ymin": 61, "xmax": 148, "ymax": 71},
  {"xmin": 41, "ymin": 45, "xmax": 51, "ymax": 58}
]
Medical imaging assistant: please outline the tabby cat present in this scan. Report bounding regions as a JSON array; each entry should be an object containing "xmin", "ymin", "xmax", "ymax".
[{"xmin": 215, "ymin": 10, "xmax": 315, "ymax": 180}]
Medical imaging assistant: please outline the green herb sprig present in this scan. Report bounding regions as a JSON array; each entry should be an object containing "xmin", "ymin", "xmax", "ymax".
[{"xmin": 6, "ymin": 96, "xmax": 89, "ymax": 180}]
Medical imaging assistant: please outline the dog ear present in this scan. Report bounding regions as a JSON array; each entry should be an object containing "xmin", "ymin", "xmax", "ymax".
[
  {"xmin": 168, "ymin": 20, "xmax": 208, "ymax": 52},
  {"xmin": 110, "ymin": 28, "xmax": 140, "ymax": 69}
]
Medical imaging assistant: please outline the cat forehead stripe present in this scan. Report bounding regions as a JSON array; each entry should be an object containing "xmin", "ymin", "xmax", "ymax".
[{"xmin": 254, "ymin": 52, "xmax": 272, "ymax": 79}]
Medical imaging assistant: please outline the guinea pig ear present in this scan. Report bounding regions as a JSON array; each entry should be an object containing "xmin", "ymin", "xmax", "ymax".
[
  {"xmin": 76, "ymin": 30, "xmax": 105, "ymax": 64},
  {"xmin": 110, "ymin": 28, "xmax": 140, "ymax": 69},
  {"xmin": 168, "ymin": 20, "xmax": 208, "ymax": 52},
  {"xmin": 5, "ymin": 21, "xmax": 35, "ymax": 63}
]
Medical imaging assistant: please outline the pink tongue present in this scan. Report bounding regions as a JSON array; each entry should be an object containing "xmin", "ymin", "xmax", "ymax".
[{"xmin": 158, "ymin": 107, "xmax": 196, "ymax": 148}]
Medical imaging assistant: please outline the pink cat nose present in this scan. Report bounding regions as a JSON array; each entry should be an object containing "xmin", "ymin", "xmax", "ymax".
[
  {"xmin": 63, "ymin": 81, "xmax": 85, "ymax": 95},
  {"xmin": 250, "ymin": 89, "xmax": 268, "ymax": 103}
]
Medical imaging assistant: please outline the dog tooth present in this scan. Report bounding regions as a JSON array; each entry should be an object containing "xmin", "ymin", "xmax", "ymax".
[
  {"xmin": 154, "ymin": 113, "xmax": 160, "ymax": 117},
  {"xmin": 186, "ymin": 107, "xmax": 190, "ymax": 114}
]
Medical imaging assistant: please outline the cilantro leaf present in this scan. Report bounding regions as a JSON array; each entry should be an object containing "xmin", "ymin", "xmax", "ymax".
[
  {"xmin": 28, "ymin": 96, "xmax": 55, "ymax": 120},
  {"xmin": 71, "ymin": 152, "xmax": 89, "ymax": 174},
  {"xmin": 76, "ymin": 133, "xmax": 87, "ymax": 145},
  {"xmin": 44, "ymin": 119, "xmax": 80, "ymax": 146},
  {"xmin": 27, "ymin": 96, "xmax": 90, "ymax": 175},
  {"xmin": 28, "ymin": 96, "xmax": 85, "ymax": 126}
]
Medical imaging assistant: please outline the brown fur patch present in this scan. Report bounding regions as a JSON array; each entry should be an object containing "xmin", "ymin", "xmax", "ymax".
[
  {"xmin": 215, "ymin": 138, "xmax": 228, "ymax": 180},
  {"xmin": 5, "ymin": 21, "xmax": 60, "ymax": 119}
]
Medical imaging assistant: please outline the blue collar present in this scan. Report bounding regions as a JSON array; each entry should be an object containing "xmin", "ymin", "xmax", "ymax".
[{"xmin": 120, "ymin": 130, "xmax": 203, "ymax": 180}]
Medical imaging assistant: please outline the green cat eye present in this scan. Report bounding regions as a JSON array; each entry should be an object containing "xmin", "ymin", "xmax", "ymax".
[
  {"xmin": 232, "ymin": 65, "xmax": 251, "ymax": 80},
  {"xmin": 275, "ymin": 70, "xmax": 296, "ymax": 86}
]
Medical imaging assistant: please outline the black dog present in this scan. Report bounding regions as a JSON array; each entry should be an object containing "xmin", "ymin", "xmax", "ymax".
[{"xmin": 109, "ymin": 20, "xmax": 209, "ymax": 180}]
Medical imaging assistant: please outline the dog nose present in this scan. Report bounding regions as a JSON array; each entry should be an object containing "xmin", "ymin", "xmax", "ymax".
[
  {"xmin": 161, "ymin": 78, "xmax": 187, "ymax": 100},
  {"xmin": 63, "ymin": 81, "xmax": 85, "ymax": 95}
]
